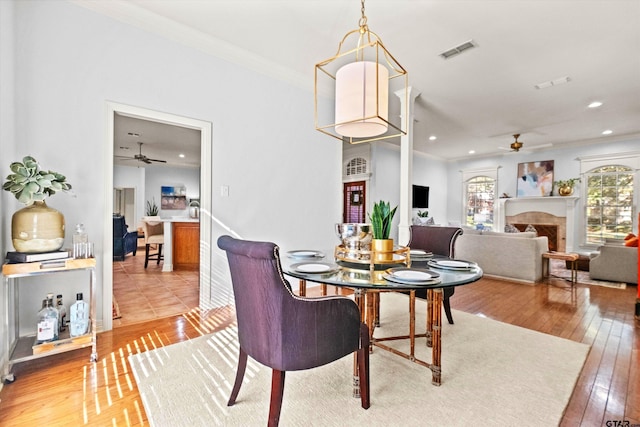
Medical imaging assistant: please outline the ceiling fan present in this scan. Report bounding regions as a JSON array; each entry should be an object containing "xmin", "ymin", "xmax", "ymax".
[
  {"xmin": 498, "ymin": 134, "xmax": 553, "ymax": 153},
  {"xmin": 117, "ymin": 142, "xmax": 167, "ymax": 164}
]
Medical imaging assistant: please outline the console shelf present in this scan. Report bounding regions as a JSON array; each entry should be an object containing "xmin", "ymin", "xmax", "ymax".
[{"xmin": 2, "ymin": 258, "xmax": 97, "ymax": 384}]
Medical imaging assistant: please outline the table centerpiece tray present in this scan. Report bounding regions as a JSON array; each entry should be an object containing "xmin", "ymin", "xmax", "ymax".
[{"xmin": 334, "ymin": 244, "xmax": 410, "ymax": 270}]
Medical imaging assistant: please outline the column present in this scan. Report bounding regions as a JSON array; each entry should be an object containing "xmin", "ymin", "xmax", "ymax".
[{"xmin": 395, "ymin": 87, "xmax": 420, "ymax": 246}]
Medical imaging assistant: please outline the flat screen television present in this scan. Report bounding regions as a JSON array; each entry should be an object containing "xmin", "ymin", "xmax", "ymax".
[{"xmin": 412, "ymin": 185, "xmax": 429, "ymax": 208}]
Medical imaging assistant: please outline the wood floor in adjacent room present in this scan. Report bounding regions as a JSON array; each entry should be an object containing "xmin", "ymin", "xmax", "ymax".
[{"xmin": 0, "ymin": 274, "xmax": 637, "ymax": 426}]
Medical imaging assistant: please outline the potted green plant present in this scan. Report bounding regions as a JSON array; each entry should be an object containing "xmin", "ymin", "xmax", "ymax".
[
  {"xmin": 146, "ymin": 198, "xmax": 159, "ymax": 216},
  {"xmin": 416, "ymin": 210, "xmax": 429, "ymax": 225},
  {"xmin": 553, "ymin": 178, "xmax": 580, "ymax": 196},
  {"xmin": 3, "ymin": 156, "xmax": 72, "ymax": 253},
  {"xmin": 368, "ymin": 200, "xmax": 397, "ymax": 261}
]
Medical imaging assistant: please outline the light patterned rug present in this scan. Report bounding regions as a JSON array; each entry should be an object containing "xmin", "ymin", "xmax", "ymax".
[
  {"xmin": 549, "ymin": 259, "xmax": 627, "ymax": 289},
  {"xmin": 129, "ymin": 293, "xmax": 590, "ymax": 426}
]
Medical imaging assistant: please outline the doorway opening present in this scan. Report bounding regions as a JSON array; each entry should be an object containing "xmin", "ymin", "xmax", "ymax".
[{"xmin": 104, "ymin": 102, "xmax": 212, "ymax": 331}]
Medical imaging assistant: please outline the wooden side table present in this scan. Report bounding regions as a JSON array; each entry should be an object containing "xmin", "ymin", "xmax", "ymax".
[{"xmin": 542, "ymin": 251, "xmax": 579, "ymax": 285}]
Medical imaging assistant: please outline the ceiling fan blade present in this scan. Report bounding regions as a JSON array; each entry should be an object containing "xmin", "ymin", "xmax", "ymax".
[{"xmin": 146, "ymin": 158, "xmax": 167, "ymax": 163}]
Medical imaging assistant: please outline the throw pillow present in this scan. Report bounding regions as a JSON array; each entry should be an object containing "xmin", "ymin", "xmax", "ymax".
[
  {"xmin": 624, "ymin": 232, "xmax": 635, "ymax": 241},
  {"xmin": 624, "ymin": 235, "xmax": 638, "ymax": 247},
  {"xmin": 525, "ymin": 224, "xmax": 538, "ymax": 236},
  {"xmin": 504, "ymin": 224, "xmax": 519, "ymax": 233}
]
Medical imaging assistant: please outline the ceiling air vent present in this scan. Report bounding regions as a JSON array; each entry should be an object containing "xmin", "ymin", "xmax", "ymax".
[{"xmin": 439, "ymin": 40, "xmax": 477, "ymax": 59}]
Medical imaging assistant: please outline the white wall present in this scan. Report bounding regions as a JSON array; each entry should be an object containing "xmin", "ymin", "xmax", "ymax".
[
  {"xmin": 2, "ymin": 0, "xmax": 341, "ymax": 336},
  {"xmin": 0, "ymin": 0, "xmax": 16, "ymax": 383}
]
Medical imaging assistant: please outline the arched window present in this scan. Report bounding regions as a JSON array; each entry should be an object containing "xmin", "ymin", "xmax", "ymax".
[
  {"xmin": 465, "ymin": 176, "xmax": 495, "ymax": 228},
  {"xmin": 585, "ymin": 165, "xmax": 634, "ymax": 244},
  {"xmin": 346, "ymin": 157, "xmax": 367, "ymax": 176}
]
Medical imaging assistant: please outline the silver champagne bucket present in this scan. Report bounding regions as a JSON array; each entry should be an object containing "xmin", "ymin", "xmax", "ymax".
[{"xmin": 335, "ymin": 223, "xmax": 373, "ymax": 250}]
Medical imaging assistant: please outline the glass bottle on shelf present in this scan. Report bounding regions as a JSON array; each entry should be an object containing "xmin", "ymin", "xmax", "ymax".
[
  {"xmin": 73, "ymin": 224, "xmax": 88, "ymax": 258},
  {"xmin": 56, "ymin": 294, "xmax": 67, "ymax": 332},
  {"xmin": 36, "ymin": 297, "xmax": 59, "ymax": 344},
  {"xmin": 69, "ymin": 293, "xmax": 89, "ymax": 337}
]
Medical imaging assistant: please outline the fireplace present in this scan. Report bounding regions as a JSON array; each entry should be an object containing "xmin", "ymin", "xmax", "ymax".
[
  {"xmin": 511, "ymin": 222, "xmax": 560, "ymax": 251},
  {"xmin": 495, "ymin": 196, "xmax": 578, "ymax": 252}
]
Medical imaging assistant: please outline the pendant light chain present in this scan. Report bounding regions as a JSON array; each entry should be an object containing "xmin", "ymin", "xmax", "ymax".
[{"xmin": 359, "ymin": 0, "xmax": 368, "ymax": 30}]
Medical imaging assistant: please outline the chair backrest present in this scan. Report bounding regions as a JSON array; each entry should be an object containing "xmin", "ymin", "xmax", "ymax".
[
  {"xmin": 408, "ymin": 225, "xmax": 463, "ymax": 258},
  {"xmin": 142, "ymin": 216, "xmax": 163, "ymax": 244},
  {"xmin": 113, "ymin": 215, "xmax": 128, "ymax": 238},
  {"xmin": 217, "ymin": 235, "xmax": 302, "ymax": 369}
]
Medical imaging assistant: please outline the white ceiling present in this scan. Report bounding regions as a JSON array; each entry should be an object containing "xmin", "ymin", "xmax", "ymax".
[{"xmin": 96, "ymin": 0, "xmax": 640, "ymax": 163}]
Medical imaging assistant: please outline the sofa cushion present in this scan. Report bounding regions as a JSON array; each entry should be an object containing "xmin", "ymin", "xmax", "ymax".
[
  {"xmin": 482, "ymin": 230, "xmax": 537, "ymax": 238},
  {"xmin": 624, "ymin": 236, "xmax": 638, "ymax": 247}
]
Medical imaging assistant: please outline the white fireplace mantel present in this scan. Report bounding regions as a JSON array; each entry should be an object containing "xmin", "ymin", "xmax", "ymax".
[{"xmin": 494, "ymin": 196, "xmax": 579, "ymax": 251}]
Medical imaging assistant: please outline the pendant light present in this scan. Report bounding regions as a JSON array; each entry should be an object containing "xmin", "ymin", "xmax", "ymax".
[{"xmin": 315, "ymin": 0, "xmax": 408, "ymax": 144}]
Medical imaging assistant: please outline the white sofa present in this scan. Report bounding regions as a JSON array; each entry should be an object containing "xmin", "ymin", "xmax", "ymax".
[{"xmin": 454, "ymin": 229, "xmax": 549, "ymax": 283}]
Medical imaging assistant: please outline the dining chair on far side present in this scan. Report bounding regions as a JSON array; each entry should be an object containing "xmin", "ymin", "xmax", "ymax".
[
  {"xmin": 408, "ymin": 225, "xmax": 463, "ymax": 324},
  {"xmin": 141, "ymin": 216, "xmax": 164, "ymax": 268},
  {"xmin": 217, "ymin": 235, "xmax": 370, "ymax": 427}
]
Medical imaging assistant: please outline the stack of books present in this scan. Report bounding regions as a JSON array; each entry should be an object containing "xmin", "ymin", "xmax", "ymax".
[{"xmin": 5, "ymin": 249, "xmax": 72, "ymax": 264}]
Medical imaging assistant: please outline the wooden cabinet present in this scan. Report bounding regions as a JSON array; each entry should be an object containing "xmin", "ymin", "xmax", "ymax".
[{"xmin": 172, "ymin": 222, "xmax": 200, "ymax": 270}]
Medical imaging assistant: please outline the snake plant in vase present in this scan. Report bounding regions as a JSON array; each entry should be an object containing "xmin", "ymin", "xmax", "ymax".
[
  {"xmin": 368, "ymin": 200, "xmax": 397, "ymax": 261},
  {"xmin": 3, "ymin": 156, "xmax": 72, "ymax": 253}
]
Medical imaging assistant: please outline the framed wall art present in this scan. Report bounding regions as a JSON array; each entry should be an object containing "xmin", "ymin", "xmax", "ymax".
[{"xmin": 516, "ymin": 160, "xmax": 554, "ymax": 197}]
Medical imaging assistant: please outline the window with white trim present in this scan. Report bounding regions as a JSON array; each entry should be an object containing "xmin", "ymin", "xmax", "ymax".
[
  {"xmin": 585, "ymin": 165, "xmax": 634, "ymax": 244},
  {"xmin": 465, "ymin": 176, "xmax": 496, "ymax": 228}
]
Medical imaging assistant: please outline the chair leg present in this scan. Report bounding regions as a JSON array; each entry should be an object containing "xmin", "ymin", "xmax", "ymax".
[
  {"xmin": 443, "ymin": 297, "xmax": 454, "ymax": 325},
  {"xmin": 268, "ymin": 370, "xmax": 286, "ymax": 427},
  {"xmin": 228, "ymin": 347, "xmax": 248, "ymax": 406},
  {"xmin": 358, "ymin": 322, "xmax": 371, "ymax": 409},
  {"xmin": 144, "ymin": 244, "xmax": 150, "ymax": 268},
  {"xmin": 443, "ymin": 287, "xmax": 455, "ymax": 325},
  {"xmin": 157, "ymin": 244, "xmax": 163, "ymax": 265}
]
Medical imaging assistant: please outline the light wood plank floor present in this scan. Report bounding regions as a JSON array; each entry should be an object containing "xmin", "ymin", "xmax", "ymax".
[{"xmin": 0, "ymin": 275, "xmax": 637, "ymax": 426}]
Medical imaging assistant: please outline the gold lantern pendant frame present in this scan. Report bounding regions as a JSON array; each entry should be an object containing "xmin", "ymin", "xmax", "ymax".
[{"xmin": 315, "ymin": 4, "xmax": 408, "ymax": 145}]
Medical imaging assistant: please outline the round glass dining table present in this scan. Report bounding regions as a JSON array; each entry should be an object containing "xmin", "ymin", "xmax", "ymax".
[{"xmin": 281, "ymin": 250, "xmax": 483, "ymax": 387}]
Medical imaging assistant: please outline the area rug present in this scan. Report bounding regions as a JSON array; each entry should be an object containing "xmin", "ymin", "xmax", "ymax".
[
  {"xmin": 129, "ymin": 293, "xmax": 590, "ymax": 427},
  {"xmin": 549, "ymin": 259, "xmax": 627, "ymax": 289}
]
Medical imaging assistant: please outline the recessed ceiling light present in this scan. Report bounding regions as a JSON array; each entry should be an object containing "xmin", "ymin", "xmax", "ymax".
[
  {"xmin": 179, "ymin": 153, "xmax": 185, "ymax": 158},
  {"xmin": 602, "ymin": 129, "xmax": 613, "ymax": 135},
  {"xmin": 588, "ymin": 101, "xmax": 603, "ymax": 108},
  {"xmin": 468, "ymin": 150, "xmax": 476, "ymax": 154},
  {"xmin": 429, "ymin": 135, "xmax": 437, "ymax": 141}
]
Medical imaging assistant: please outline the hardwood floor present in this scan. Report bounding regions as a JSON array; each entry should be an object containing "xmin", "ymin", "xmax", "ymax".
[{"xmin": 0, "ymin": 274, "xmax": 637, "ymax": 426}]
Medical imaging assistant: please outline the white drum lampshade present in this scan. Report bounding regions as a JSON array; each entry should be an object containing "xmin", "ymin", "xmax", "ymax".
[{"xmin": 335, "ymin": 61, "xmax": 389, "ymax": 138}]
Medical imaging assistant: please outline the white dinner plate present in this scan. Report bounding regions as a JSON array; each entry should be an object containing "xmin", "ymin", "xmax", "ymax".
[
  {"xmin": 392, "ymin": 270, "xmax": 433, "ymax": 281},
  {"xmin": 290, "ymin": 262, "xmax": 338, "ymax": 274},
  {"xmin": 286, "ymin": 250, "xmax": 325, "ymax": 259},
  {"xmin": 382, "ymin": 273, "xmax": 442, "ymax": 286},
  {"xmin": 409, "ymin": 250, "xmax": 433, "ymax": 258},
  {"xmin": 428, "ymin": 259, "xmax": 476, "ymax": 270}
]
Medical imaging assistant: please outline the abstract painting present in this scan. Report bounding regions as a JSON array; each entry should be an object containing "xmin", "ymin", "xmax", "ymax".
[{"xmin": 516, "ymin": 160, "xmax": 554, "ymax": 197}]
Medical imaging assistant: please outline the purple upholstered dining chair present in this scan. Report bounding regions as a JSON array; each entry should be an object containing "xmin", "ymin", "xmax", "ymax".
[
  {"xmin": 408, "ymin": 225, "xmax": 464, "ymax": 324},
  {"xmin": 217, "ymin": 235, "xmax": 370, "ymax": 427}
]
